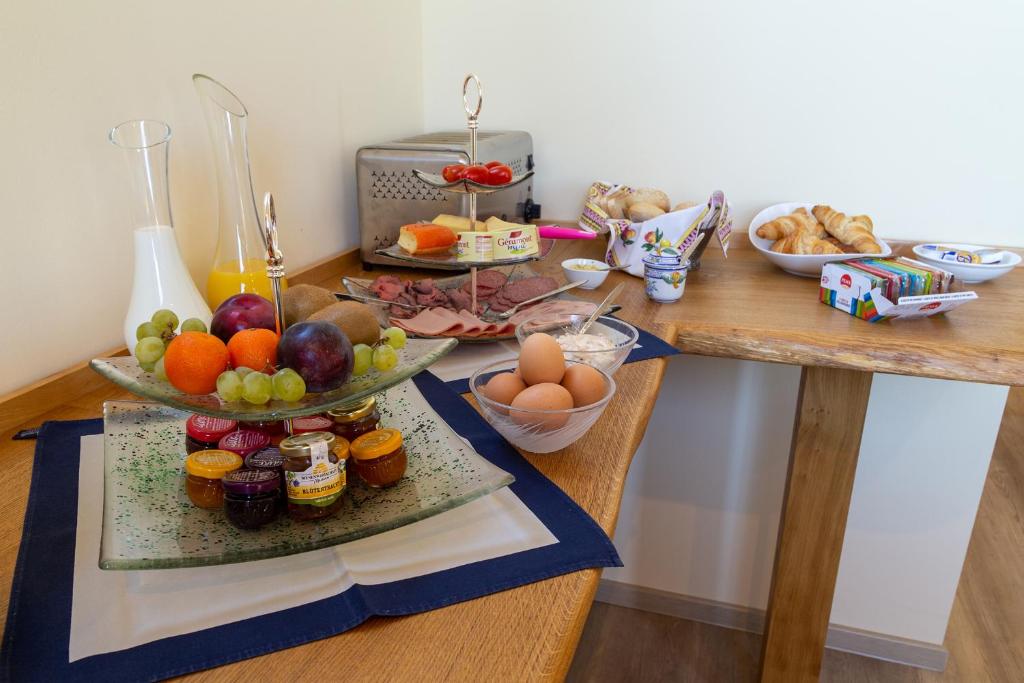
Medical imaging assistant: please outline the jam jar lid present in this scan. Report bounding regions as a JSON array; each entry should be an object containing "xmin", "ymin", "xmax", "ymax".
[
  {"xmin": 290, "ymin": 415, "xmax": 334, "ymax": 433},
  {"xmin": 218, "ymin": 429, "xmax": 271, "ymax": 456},
  {"xmin": 185, "ymin": 450, "xmax": 243, "ymax": 479},
  {"xmin": 328, "ymin": 397, "xmax": 377, "ymax": 423},
  {"xmin": 280, "ymin": 431, "xmax": 349, "ymax": 460},
  {"xmin": 186, "ymin": 415, "xmax": 238, "ymax": 442},
  {"xmin": 244, "ymin": 446, "xmax": 284, "ymax": 469},
  {"xmin": 222, "ymin": 468, "xmax": 280, "ymax": 495},
  {"xmin": 351, "ymin": 428, "xmax": 403, "ymax": 461}
]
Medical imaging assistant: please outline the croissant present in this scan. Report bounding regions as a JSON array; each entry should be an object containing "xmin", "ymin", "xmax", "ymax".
[
  {"xmin": 812, "ymin": 205, "xmax": 881, "ymax": 254},
  {"xmin": 770, "ymin": 229, "xmax": 843, "ymax": 255},
  {"xmin": 756, "ymin": 207, "xmax": 823, "ymax": 240}
]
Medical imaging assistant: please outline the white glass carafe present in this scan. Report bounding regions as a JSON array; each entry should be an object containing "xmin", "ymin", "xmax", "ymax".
[{"xmin": 109, "ymin": 120, "xmax": 211, "ymax": 353}]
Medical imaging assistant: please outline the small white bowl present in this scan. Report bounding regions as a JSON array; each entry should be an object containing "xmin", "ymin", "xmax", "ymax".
[
  {"xmin": 561, "ymin": 258, "xmax": 610, "ymax": 289},
  {"xmin": 749, "ymin": 202, "xmax": 893, "ymax": 278},
  {"xmin": 911, "ymin": 243, "xmax": 1020, "ymax": 283}
]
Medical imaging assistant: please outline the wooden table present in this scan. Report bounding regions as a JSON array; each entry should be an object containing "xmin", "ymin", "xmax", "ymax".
[{"xmin": 2, "ymin": 235, "xmax": 1021, "ymax": 681}]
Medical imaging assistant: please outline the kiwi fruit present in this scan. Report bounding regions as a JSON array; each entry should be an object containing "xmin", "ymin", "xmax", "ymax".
[
  {"xmin": 307, "ymin": 301, "xmax": 381, "ymax": 346},
  {"xmin": 282, "ymin": 284, "xmax": 337, "ymax": 326}
]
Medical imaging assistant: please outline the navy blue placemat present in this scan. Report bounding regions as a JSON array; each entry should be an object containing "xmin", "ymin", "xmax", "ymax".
[
  {"xmin": 443, "ymin": 322, "xmax": 679, "ymax": 394},
  {"xmin": 2, "ymin": 372, "xmax": 620, "ymax": 682}
]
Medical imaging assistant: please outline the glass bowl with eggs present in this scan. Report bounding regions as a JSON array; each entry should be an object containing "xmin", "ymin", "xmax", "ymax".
[
  {"xmin": 515, "ymin": 314, "xmax": 638, "ymax": 374},
  {"xmin": 470, "ymin": 355, "xmax": 616, "ymax": 454}
]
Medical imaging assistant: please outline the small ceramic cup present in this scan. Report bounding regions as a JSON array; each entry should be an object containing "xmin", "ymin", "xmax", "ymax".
[{"xmin": 643, "ymin": 254, "xmax": 689, "ymax": 303}]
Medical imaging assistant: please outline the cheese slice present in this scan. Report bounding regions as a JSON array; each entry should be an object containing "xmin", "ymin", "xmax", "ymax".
[
  {"xmin": 484, "ymin": 216, "xmax": 529, "ymax": 232},
  {"xmin": 432, "ymin": 214, "xmax": 485, "ymax": 232}
]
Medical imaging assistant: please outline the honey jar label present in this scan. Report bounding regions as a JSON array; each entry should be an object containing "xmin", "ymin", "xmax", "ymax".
[{"xmin": 286, "ymin": 441, "xmax": 344, "ymax": 507}]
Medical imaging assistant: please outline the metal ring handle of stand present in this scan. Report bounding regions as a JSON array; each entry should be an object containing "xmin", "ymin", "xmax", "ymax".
[
  {"xmin": 462, "ymin": 73, "xmax": 482, "ymax": 124},
  {"xmin": 262, "ymin": 192, "xmax": 287, "ymax": 336}
]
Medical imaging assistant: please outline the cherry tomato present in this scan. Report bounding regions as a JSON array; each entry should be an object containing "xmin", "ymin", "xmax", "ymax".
[
  {"xmin": 485, "ymin": 164, "xmax": 513, "ymax": 186},
  {"xmin": 463, "ymin": 164, "xmax": 490, "ymax": 184},
  {"xmin": 484, "ymin": 160, "xmax": 504, "ymax": 169},
  {"xmin": 441, "ymin": 164, "xmax": 466, "ymax": 182}
]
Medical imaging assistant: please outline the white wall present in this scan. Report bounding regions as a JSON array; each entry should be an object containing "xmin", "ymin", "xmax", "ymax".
[
  {"xmin": 0, "ymin": 0, "xmax": 423, "ymax": 395},
  {"xmin": 422, "ymin": 0, "xmax": 1024, "ymax": 246}
]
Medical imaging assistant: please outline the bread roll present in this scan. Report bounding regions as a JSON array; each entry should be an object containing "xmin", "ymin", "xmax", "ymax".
[
  {"xmin": 626, "ymin": 188, "xmax": 670, "ymax": 212},
  {"xmin": 397, "ymin": 223, "xmax": 457, "ymax": 255},
  {"xmin": 628, "ymin": 202, "xmax": 666, "ymax": 223},
  {"xmin": 672, "ymin": 201, "xmax": 699, "ymax": 212}
]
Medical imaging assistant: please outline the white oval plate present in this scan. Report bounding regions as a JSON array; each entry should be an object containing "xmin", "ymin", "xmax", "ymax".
[
  {"xmin": 748, "ymin": 202, "xmax": 892, "ymax": 277},
  {"xmin": 911, "ymin": 243, "xmax": 1020, "ymax": 283}
]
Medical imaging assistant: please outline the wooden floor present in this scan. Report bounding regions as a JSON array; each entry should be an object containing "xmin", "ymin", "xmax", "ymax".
[{"xmin": 567, "ymin": 387, "xmax": 1024, "ymax": 683}]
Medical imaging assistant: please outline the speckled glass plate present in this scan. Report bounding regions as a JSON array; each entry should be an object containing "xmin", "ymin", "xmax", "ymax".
[
  {"xmin": 100, "ymin": 386, "xmax": 514, "ymax": 570},
  {"xmin": 90, "ymin": 337, "xmax": 456, "ymax": 420}
]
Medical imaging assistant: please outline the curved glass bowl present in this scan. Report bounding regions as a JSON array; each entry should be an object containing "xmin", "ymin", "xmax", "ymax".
[
  {"xmin": 90, "ymin": 337, "xmax": 457, "ymax": 420},
  {"xmin": 101, "ymin": 385, "xmax": 514, "ymax": 569},
  {"xmin": 469, "ymin": 358, "xmax": 616, "ymax": 454},
  {"xmin": 515, "ymin": 314, "xmax": 638, "ymax": 375},
  {"xmin": 412, "ymin": 168, "xmax": 534, "ymax": 195}
]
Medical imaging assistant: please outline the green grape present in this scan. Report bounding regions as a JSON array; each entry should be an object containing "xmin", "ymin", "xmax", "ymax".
[
  {"xmin": 216, "ymin": 370, "xmax": 244, "ymax": 402},
  {"xmin": 180, "ymin": 317, "xmax": 207, "ymax": 334},
  {"xmin": 136, "ymin": 321, "xmax": 161, "ymax": 341},
  {"xmin": 139, "ymin": 360, "xmax": 156, "ymax": 372},
  {"xmin": 151, "ymin": 309, "xmax": 179, "ymax": 331},
  {"xmin": 242, "ymin": 371, "xmax": 273, "ymax": 404},
  {"xmin": 382, "ymin": 326, "xmax": 407, "ymax": 350},
  {"xmin": 135, "ymin": 336, "xmax": 166, "ymax": 365},
  {"xmin": 154, "ymin": 356, "xmax": 168, "ymax": 382},
  {"xmin": 272, "ymin": 368, "xmax": 306, "ymax": 402},
  {"xmin": 372, "ymin": 344, "xmax": 398, "ymax": 372},
  {"xmin": 235, "ymin": 366, "xmax": 255, "ymax": 377},
  {"xmin": 352, "ymin": 344, "xmax": 373, "ymax": 376}
]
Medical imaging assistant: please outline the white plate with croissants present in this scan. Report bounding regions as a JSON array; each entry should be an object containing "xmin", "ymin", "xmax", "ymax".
[{"xmin": 748, "ymin": 202, "xmax": 892, "ymax": 277}]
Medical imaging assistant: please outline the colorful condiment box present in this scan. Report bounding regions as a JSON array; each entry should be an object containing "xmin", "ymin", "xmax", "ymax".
[{"xmin": 819, "ymin": 259, "xmax": 977, "ymax": 321}]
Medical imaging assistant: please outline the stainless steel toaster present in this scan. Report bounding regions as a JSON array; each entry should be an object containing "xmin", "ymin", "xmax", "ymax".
[{"xmin": 356, "ymin": 131, "xmax": 538, "ymax": 268}]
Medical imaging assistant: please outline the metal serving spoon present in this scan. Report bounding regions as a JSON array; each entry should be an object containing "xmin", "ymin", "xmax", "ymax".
[
  {"xmin": 580, "ymin": 282, "xmax": 625, "ymax": 334},
  {"xmin": 489, "ymin": 280, "xmax": 586, "ymax": 320}
]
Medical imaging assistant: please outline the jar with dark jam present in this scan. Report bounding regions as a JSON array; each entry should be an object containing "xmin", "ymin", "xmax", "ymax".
[
  {"xmin": 289, "ymin": 414, "xmax": 334, "ymax": 436},
  {"xmin": 184, "ymin": 415, "xmax": 238, "ymax": 454},
  {"xmin": 184, "ymin": 449, "xmax": 243, "ymax": 509},
  {"xmin": 244, "ymin": 447, "xmax": 286, "ymax": 500},
  {"xmin": 350, "ymin": 428, "xmax": 407, "ymax": 488},
  {"xmin": 279, "ymin": 431, "xmax": 348, "ymax": 521},
  {"xmin": 222, "ymin": 469, "xmax": 281, "ymax": 530},
  {"xmin": 242, "ymin": 419, "xmax": 287, "ymax": 445},
  {"xmin": 328, "ymin": 397, "xmax": 381, "ymax": 443},
  {"xmin": 218, "ymin": 429, "xmax": 270, "ymax": 460}
]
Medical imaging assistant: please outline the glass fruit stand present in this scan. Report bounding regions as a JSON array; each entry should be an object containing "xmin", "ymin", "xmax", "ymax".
[{"xmin": 90, "ymin": 76, "xmax": 518, "ymax": 570}]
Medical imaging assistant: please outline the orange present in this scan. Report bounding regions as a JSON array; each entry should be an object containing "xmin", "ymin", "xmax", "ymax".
[
  {"xmin": 226, "ymin": 328, "xmax": 280, "ymax": 373},
  {"xmin": 164, "ymin": 332, "xmax": 230, "ymax": 395}
]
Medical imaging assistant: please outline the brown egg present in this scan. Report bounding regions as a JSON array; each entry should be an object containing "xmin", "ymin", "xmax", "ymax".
[
  {"xmin": 510, "ymin": 383, "xmax": 574, "ymax": 431},
  {"xmin": 483, "ymin": 372, "xmax": 526, "ymax": 406},
  {"xmin": 561, "ymin": 364, "xmax": 607, "ymax": 407},
  {"xmin": 518, "ymin": 333, "xmax": 566, "ymax": 386}
]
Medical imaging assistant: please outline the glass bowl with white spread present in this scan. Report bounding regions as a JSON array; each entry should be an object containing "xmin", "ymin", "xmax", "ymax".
[{"xmin": 515, "ymin": 313, "xmax": 638, "ymax": 374}]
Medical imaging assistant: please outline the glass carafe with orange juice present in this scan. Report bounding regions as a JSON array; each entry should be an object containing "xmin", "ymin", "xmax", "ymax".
[{"xmin": 194, "ymin": 74, "xmax": 287, "ymax": 310}]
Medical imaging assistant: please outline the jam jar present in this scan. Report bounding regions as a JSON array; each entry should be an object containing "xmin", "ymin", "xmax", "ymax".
[
  {"xmin": 222, "ymin": 469, "xmax": 282, "ymax": 530},
  {"xmin": 184, "ymin": 415, "xmax": 237, "ymax": 454},
  {"xmin": 280, "ymin": 431, "xmax": 348, "ymax": 521},
  {"xmin": 242, "ymin": 419, "xmax": 287, "ymax": 445},
  {"xmin": 184, "ymin": 449, "xmax": 242, "ymax": 509},
  {"xmin": 289, "ymin": 414, "xmax": 334, "ymax": 436},
  {"xmin": 328, "ymin": 397, "xmax": 381, "ymax": 443},
  {"xmin": 244, "ymin": 447, "xmax": 286, "ymax": 500},
  {"xmin": 350, "ymin": 428, "xmax": 407, "ymax": 488},
  {"xmin": 218, "ymin": 429, "xmax": 270, "ymax": 460}
]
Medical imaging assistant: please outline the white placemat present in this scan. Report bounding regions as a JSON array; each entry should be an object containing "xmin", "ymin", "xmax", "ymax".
[{"xmin": 70, "ymin": 434, "xmax": 556, "ymax": 662}]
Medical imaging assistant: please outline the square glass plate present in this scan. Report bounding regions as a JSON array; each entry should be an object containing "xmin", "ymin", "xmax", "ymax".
[
  {"xmin": 100, "ymin": 384, "xmax": 514, "ymax": 570},
  {"xmin": 91, "ymin": 336, "xmax": 457, "ymax": 420}
]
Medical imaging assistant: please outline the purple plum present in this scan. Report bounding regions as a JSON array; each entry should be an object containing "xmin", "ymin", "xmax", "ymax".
[
  {"xmin": 278, "ymin": 321, "xmax": 354, "ymax": 392},
  {"xmin": 210, "ymin": 293, "xmax": 276, "ymax": 343}
]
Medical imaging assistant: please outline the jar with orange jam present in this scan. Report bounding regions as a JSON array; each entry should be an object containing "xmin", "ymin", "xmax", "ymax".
[
  {"xmin": 328, "ymin": 397, "xmax": 380, "ymax": 443},
  {"xmin": 280, "ymin": 431, "xmax": 348, "ymax": 521},
  {"xmin": 184, "ymin": 449, "xmax": 243, "ymax": 509},
  {"xmin": 350, "ymin": 428, "xmax": 407, "ymax": 488}
]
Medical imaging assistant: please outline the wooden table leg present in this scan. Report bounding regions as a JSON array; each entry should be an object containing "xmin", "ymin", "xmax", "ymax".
[{"xmin": 758, "ymin": 365, "xmax": 873, "ymax": 682}]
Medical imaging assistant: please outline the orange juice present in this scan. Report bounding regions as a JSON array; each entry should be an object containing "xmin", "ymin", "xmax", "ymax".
[{"xmin": 207, "ymin": 258, "xmax": 288, "ymax": 310}]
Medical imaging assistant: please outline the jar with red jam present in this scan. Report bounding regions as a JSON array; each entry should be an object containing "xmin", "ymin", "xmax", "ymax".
[
  {"xmin": 184, "ymin": 449, "xmax": 242, "ymax": 509},
  {"xmin": 289, "ymin": 414, "xmax": 334, "ymax": 436},
  {"xmin": 328, "ymin": 397, "xmax": 381, "ymax": 444},
  {"xmin": 350, "ymin": 428, "xmax": 407, "ymax": 488},
  {"xmin": 218, "ymin": 429, "xmax": 270, "ymax": 460},
  {"xmin": 222, "ymin": 469, "xmax": 282, "ymax": 530},
  {"xmin": 184, "ymin": 415, "xmax": 237, "ymax": 454},
  {"xmin": 280, "ymin": 431, "xmax": 348, "ymax": 521},
  {"xmin": 241, "ymin": 419, "xmax": 287, "ymax": 445}
]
